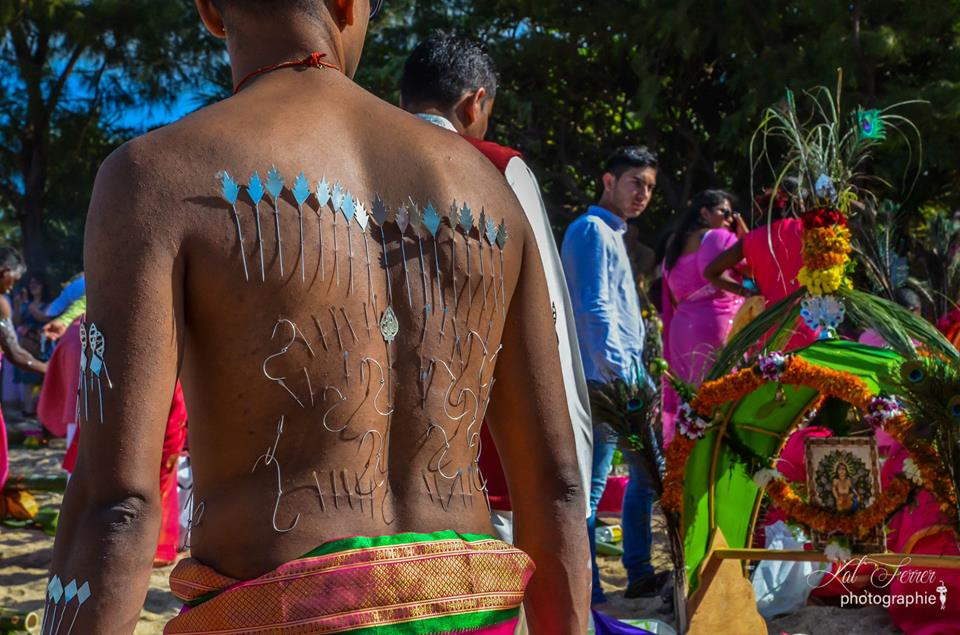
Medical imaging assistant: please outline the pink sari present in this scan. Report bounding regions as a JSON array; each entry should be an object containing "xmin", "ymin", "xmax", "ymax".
[
  {"xmin": 741, "ymin": 218, "xmax": 817, "ymax": 350},
  {"xmin": 661, "ymin": 229, "xmax": 743, "ymax": 442},
  {"xmin": 0, "ymin": 354, "xmax": 7, "ymax": 490}
]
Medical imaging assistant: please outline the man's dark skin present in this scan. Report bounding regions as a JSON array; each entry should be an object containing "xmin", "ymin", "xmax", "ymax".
[{"xmin": 48, "ymin": 1, "xmax": 588, "ymax": 633}]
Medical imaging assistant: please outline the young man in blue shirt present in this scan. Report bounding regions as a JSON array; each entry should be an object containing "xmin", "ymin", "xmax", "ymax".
[{"xmin": 562, "ymin": 146, "xmax": 668, "ymax": 603}]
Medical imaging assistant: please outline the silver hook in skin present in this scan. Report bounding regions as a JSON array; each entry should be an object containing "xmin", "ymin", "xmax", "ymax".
[
  {"xmin": 251, "ymin": 417, "xmax": 300, "ymax": 534},
  {"xmin": 262, "ymin": 319, "xmax": 306, "ymax": 409},
  {"xmin": 361, "ymin": 357, "xmax": 395, "ymax": 416},
  {"xmin": 321, "ymin": 384, "xmax": 349, "ymax": 433},
  {"xmin": 426, "ymin": 422, "xmax": 463, "ymax": 481}
]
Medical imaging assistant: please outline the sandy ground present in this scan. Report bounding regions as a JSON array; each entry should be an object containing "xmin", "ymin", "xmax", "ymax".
[{"xmin": 2, "ymin": 435, "xmax": 902, "ymax": 634}]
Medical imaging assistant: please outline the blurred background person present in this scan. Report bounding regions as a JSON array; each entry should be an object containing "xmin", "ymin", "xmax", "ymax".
[
  {"xmin": 12, "ymin": 274, "xmax": 51, "ymax": 416},
  {"xmin": 400, "ymin": 30, "xmax": 593, "ymax": 546},
  {"xmin": 658, "ymin": 189, "xmax": 746, "ymax": 442}
]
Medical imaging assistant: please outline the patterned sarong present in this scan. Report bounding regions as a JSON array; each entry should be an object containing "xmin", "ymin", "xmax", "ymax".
[{"xmin": 164, "ymin": 530, "xmax": 534, "ymax": 634}]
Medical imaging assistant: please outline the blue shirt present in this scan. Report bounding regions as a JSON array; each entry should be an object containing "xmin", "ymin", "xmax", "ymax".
[
  {"xmin": 561, "ymin": 206, "xmax": 645, "ymax": 383},
  {"xmin": 45, "ymin": 274, "xmax": 85, "ymax": 318}
]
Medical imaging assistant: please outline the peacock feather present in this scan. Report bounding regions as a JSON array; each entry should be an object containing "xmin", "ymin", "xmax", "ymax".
[{"xmin": 888, "ymin": 356, "xmax": 960, "ymax": 524}]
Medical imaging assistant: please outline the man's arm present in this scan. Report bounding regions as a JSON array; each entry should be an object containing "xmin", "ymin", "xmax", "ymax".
[
  {"xmin": 487, "ymin": 216, "xmax": 590, "ymax": 635},
  {"xmin": 46, "ymin": 143, "xmax": 183, "ymax": 634},
  {"xmin": 0, "ymin": 297, "xmax": 47, "ymax": 373}
]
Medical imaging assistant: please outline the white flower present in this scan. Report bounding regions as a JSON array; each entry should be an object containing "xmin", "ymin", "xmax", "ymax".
[
  {"xmin": 753, "ymin": 468, "xmax": 784, "ymax": 489},
  {"xmin": 825, "ymin": 540, "xmax": 851, "ymax": 563},
  {"xmin": 815, "ymin": 173, "xmax": 838, "ymax": 201},
  {"xmin": 903, "ymin": 458, "xmax": 924, "ymax": 486}
]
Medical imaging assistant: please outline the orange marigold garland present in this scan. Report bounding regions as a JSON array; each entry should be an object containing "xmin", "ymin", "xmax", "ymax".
[
  {"xmin": 764, "ymin": 474, "xmax": 912, "ymax": 539},
  {"xmin": 663, "ymin": 353, "xmax": 958, "ymax": 528}
]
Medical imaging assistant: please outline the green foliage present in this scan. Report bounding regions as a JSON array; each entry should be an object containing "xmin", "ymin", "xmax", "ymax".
[
  {"xmin": 0, "ymin": 0, "xmax": 222, "ymax": 274},
  {"xmin": 361, "ymin": 0, "xmax": 960, "ymax": 243}
]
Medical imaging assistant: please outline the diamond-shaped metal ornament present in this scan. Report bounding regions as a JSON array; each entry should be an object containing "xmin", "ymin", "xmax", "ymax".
[
  {"xmin": 247, "ymin": 172, "xmax": 265, "ymax": 204},
  {"xmin": 355, "ymin": 201, "xmax": 369, "ymax": 231},
  {"xmin": 408, "ymin": 197, "xmax": 422, "ymax": 230},
  {"xmin": 485, "ymin": 217, "xmax": 498, "ymax": 245},
  {"xmin": 331, "ymin": 181, "xmax": 345, "ymax": 211},
  {"xmin": 218, "ymin": 171, "xmax": 241, "ymax": 205},
  {"xmin": 496, "ymin": 220, "xmax": 509, "ymax": 249},
  {"xmin": 372, "ymin": 196, "xmax": 389, "ymax": 226},
  {"xmin": 459, "ymin": 203, "xmax": 474, "ymax": 235},
  {"xmin": 380, "ymin": 306, "xmax": 399, "ymax": 342},
  {"xmin": 315, "ymin": 176, "xmax": 331, "ymax": 208},
  {"xmin": 423, "ymin": 202, "xmax": 441, "ymax": 237},
  {"xmin": 341, "ymin": 193, "xmax": 356, "ymax": 222},
  {"xmin": 77, "ymin": 582, "xmax": 91, "ymax": 605},
  {"xmin": 292, "ymin": 172, "xmax": 311, "ymax": 206},
  {"xmin": 64, "ymin": 580, "xmax": 78, "ymax": 603},
  {"xmin": 265, "ymin": 166, "xmax": 284, "ymax": 201},
  {"xmin": 395, "ymin": 203, "xmax": 410, "ymax": 233},
  {"xmin": 50, "ymin": 576, "xmax": 64, "ymax": 602}
]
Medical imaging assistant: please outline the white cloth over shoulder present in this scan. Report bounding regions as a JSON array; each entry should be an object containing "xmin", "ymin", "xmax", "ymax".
[{"xmin": 504, "ymin": 156, "xmax": 593, "ymax": 514}]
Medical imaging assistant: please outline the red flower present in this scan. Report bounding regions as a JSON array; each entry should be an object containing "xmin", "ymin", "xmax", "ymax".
[{"xmin": 802, "ymin": 207, "xmax": 846, "ymax": 229}]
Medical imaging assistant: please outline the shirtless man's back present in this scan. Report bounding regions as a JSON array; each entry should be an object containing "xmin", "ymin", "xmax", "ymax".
[{"xmin": 48, "ymin": 2, "xmax": 587, "ymax": 633}]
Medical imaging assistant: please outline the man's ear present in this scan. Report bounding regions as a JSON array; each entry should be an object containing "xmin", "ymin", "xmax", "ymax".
[
  {"xmin": 332, "ymin": 0, "xmax": 356, "ymax": 27},
  {"xmin": 195, "ymin": 0, "xmax": 227, "ymax": 39},
  {"xmin": 602, "ymin": 172, "xmax": 617, "ymax": 194},
  {"xmin": 460, "ymin": 87, "xmax": 486, "ymax": 126}
]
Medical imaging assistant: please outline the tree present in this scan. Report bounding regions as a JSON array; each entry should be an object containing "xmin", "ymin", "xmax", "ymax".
[
  {"xmin": 359, "ymin": 0, "xmax": 960, "ymax": 250},
  {"xmin": 0, "ymin": 0, "xmax": 221, "ymax": 273}
]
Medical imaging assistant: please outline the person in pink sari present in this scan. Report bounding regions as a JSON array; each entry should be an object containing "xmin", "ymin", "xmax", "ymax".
[
  {"xmin": 705, "ymin": 183, "xmax": 817, "ymax": 351},
  {"xmin": 660, "ymin": 190, "xmax": 746, "ymax": 442},
  {"xmin": 0, "ymin": 247, "xmax": 48, "ymax": 490}
]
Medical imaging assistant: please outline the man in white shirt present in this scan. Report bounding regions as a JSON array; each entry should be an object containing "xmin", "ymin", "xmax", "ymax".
[{"xmin": 400, "ymin": 31, "xmax": 593, "ymax": 542}]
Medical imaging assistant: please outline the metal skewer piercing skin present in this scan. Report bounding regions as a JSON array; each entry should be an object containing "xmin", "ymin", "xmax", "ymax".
[
  {"xmin": 423, "ymin": 202, "xmax": 444, "ymax": 315},
  {"xmin": 331, "ymin": 181, "xmax": 345, "ymax": 286},
  {"xmin": 218, "ymin": 171, "xmax": 249, "ymax": 282},
  {"xmin": 408, "ymin": 198, "xmax": 431, "ymax": 311},
  {"xmin": 484, "ymin": 213, "xmax": 499, "ymax": 316},
  {"xmin": 41, "ymin": 575, "xmax": 91, "ymax": 635},
  {"xmin": 265, "ymin": 166, "xmax": 285, "ymax": 278},
  {"xmin": 477, "ymin": 208, "xmax": 489, "ymax": 314},
  {"xmin": 87, "ymin": 323, "xmax": 113, "ymax": 423},
  {"xmin": 496, "ymin": 220, "xmax": 509, "ymax": 318},
  {"xmin": 355, "ymin": 199, "xmax": 374, "ymax": 306},
  {"xmin": 292, "ymin": 172, "xmax": 311, "ymax": 283},
  {"xmin": 459, "ymin": 203, "xmax": 475, "ymax": 312},
  {"xmin": 394, "ymin": 203, "xmax": 414, "ymax": 306},
  {"xmin": 315, "ymin": 177, "xmax": 330, "ymax": 281},
  {"xmin": 77, "ymin": 322, "xmax": 88, "ymax": 423},
  {"xmin": 247, "ymin": 172, "xmax": 267, "ymax": 281},
  {"xmin": 372, "ymin": 196, "xmax": 399, "ymax": 342},
  {"xmin": 341, "ymin": 191, "xmax": 357, "ymax": 294}
]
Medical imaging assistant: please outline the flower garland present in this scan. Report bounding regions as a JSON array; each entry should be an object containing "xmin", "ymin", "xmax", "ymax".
[
  {"xmin": 764, "ymin": 473, "xmax": 912, "ymax": 539},
  {"xmin": 796, "ymin": 207, "xmax": 853, "ymax": 296},
  {"xmin": 662, "ymin": 354, "xmax": 958, "ymax": 528}
]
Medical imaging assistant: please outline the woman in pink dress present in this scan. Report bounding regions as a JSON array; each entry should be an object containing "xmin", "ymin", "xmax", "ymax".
[
  {"xmin": 0, "ymin": 247, "xmax": 48, "ymax": 490},
  {"xmin": 660, "ymin": 190, "xmax": 746, "ymax": 442},
  {"xmin": 704, "ymin": 182, "xmax": 817, "ymax": 351}
]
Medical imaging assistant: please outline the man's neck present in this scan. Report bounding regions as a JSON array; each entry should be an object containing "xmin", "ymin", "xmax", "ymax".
[
  {"xmin": 227, "ymin": 21, "xmax": 346, "ymax": 91},
  {"xmin": 412, "ymin": 106, "xmax": 465, "ymax": 135},
  {"xmin": 596, "ymin": 198, "xmax": 627, "ymax": 222}
]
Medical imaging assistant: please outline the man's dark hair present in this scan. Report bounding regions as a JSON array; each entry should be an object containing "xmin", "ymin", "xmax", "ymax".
[
  {"xmin": 0, "ymin": 246, "xmax": 25, "ymax": 273},
  {"xmin": 602, "ymin": 146, "xmax": 658, "ymax": 179},
  {"xmin": 400, "ymin": 31, "xmax": 498, "ymax": 109}
]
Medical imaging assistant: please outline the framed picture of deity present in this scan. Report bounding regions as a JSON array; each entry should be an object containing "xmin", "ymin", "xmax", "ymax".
[{"xmin": 804, "ymin": 437, "xmax": 884, "ymax": 551}]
